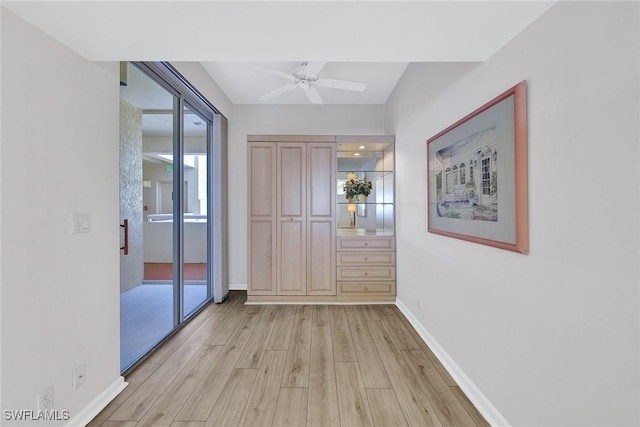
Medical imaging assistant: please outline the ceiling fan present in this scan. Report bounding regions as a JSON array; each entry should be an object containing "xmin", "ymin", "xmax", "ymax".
[{"xmin": 255, "ymin": 62, "xmax": 366, "ymax": 104}]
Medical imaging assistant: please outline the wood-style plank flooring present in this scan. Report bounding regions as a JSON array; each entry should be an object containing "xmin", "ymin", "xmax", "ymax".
[{"xmin": 89, "ymin": 291, "xmax": 489, "ymax": 427}]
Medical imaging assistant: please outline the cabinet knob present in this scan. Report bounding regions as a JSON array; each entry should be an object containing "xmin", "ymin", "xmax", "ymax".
[
  {"xmin": 364, "ymin": 272, "xmax": 368, "ymax": 276},
  {"xmin": 290, "ymin": 217, "xmax": 293, "ymax": 221},
  {"xmin": 364, "ymin": 287, "xmax": 369, "ymax": 291},
  {"xmin": 364, "ymin": 257, "xmax": 368, "ymax": 261},
  {"xmin": 364, "ymin": 243, "xmax": 368, "ymax": 246}
]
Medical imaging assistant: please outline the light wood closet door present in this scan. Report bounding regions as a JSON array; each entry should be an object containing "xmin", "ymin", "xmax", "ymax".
[
  {"xmin": 248, "ymin": 143, "xmax": 277, "ymax": 295},
  {"xmin": 277, "ymin": 143, "xmax": 307, "ymax": 295},
  {"xmin": 307, "ymin": 143, "xmax": 336, "ymax": 295}
]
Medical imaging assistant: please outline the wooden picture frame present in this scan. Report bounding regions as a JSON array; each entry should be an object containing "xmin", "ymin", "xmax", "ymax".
[{"xmin": 427, "ymin": 81, "xmax": 528, "ymax": 254}]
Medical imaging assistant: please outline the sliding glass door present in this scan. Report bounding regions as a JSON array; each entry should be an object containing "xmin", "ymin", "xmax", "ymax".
[
  {"xmin": 181, "ymin": 103, "xmax": 209, "ymax": 319},
  {"xmin": 119, "ymin": 62, "xmax": 223, "ymax": 372}
]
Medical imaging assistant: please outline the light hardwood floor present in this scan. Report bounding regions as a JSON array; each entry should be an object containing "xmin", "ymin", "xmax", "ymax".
[{"xmin": 89, "ymin": 291, "xmax": 489, "ymax": 427}]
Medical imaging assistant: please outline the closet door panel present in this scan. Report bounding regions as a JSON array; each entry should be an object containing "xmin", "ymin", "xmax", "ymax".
[
  {"xmin": 247, "ymin": 143, "xmax": 277, "ymax": 295},
  {"xmin": 307, "ymin": 220, "xmax": 334, "ymax": 295},
  {"xmin": 277, "ymin": 220, "xmax": 306, "ymax": 294},
  {"xmin": 308, "ymin": 144, "xmax": 334, "ymax": 218},
  {"xmin": 249, "ymin": 144, "xmax": 276, "ymax": 217},
  {"xmin": 249, "ymin": 220, "xmax": 276, "ymax": 294},
  {"xmin": 277, "ymin": 143, "xmax": 306, "ymax": 295},
  {"xmin": 278, "ymin": 144, "xmax": 305, "ymax": 218},
  {"xmin": 307, "ymin": 143, "xmax": 336, "ymax": 295}
]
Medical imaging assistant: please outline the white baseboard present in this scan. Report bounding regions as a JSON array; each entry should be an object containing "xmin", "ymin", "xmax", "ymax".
[
  {"xmin": 244, "ymin": 301, "xmax": 394, "ymax": 305},
  {"xmin": 229, "ymin": 283, "xmax": 247, "ymax": 290},
  {"xmin": 395, "ymin": 298, "xmax": 511, "ymax": 427},
  {"xmin": 66, "ymin": 376, "xmax": 128, "ymax": 427}
]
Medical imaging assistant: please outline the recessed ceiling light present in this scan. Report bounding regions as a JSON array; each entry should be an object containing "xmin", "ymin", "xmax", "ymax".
[
  {"xmin": 354, "ymin": 153, "xmax": 360, "ymax": 156},
  {"xmin": 359, "ymin": 145, "xmax": 365, "ymax": 149}
]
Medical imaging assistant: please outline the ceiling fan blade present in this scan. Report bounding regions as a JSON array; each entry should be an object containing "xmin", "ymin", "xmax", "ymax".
[
  {"xmin": 252, "ymin": 64, "xmax": 296, "ymax": 82},
  {"xmin": 301, "ymin": 61, "xmax": 327, "ymax": 77},
  {"xmin": 259, "ymin": 84, "xmax": 297, "ymax": 101},
  {"xmin": 305, "ymin": 87, "xmax": 324, "ymax": 104},
  {"xmin": 315, "ymin": 78, "xmax": 366, "ymax": 92}
]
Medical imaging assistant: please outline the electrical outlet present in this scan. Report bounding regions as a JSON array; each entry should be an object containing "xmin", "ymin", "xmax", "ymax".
[
  {"xmin": 72, "ymin": 363, "xmax": 86, "ymax": 390},
  {"xmin": 38, "ymin": 386, "xmax": 54, "ymax": 411}
]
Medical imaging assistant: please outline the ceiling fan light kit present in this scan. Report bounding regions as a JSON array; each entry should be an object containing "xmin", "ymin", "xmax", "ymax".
[{"xmin": 256, "ymin": 62, "xmax": 367, "ymax": 104}]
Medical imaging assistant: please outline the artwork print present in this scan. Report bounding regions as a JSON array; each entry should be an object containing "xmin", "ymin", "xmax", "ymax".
[
  {"xmin": 427, "ymin": 81, "xmax": 528, "ymax": 254},
  {"xmin": 434, "ymin": 125, "xmax": 498, "ymax": 222}
]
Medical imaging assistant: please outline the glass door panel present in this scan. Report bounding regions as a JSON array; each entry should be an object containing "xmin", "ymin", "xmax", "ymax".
[
  {"xmin": 120, "ymin": 63, "xmax": 176, "ymax": 371},
  {"xmin": 182, "ymin": 104, "xmax": 209, "ymax": 318}
]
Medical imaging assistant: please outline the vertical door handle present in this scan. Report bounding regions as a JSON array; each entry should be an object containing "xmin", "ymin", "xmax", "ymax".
[{"xmin": 120, "ymin": 219, "xmax": 129, "ymax": 255}]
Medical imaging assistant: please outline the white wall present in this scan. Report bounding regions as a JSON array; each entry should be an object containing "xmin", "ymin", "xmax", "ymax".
[
  {"xmin": 229, "ymin": 104, "xmax": 385, "ymax": 287},
  {"xmin": 0, "ymin": 4, "xmax": 5, "ymax": 414},
  {"xmin": 385, "ymin": 2, "xmax": 639, "ymax": 426},
  {"xmin": 172, "ymin": 61, "xmax": 233, "ymax": 121},
  {"xmin": 1, "ymin": 8, "xmax": 122, "ymax": 425}
]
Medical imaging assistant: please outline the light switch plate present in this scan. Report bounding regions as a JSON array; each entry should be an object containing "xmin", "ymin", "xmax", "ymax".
[{"xmin": 72, "ymin": 213, "xmax": 90, "ymax": 234}]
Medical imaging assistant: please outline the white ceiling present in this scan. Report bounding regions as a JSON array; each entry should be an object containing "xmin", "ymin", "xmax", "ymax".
[
  {"xmin": 4, "ymin": 1, "xmax": 556, "ymax": 105},
  {"xmin": 202, "ymin": 61, "xmax": 409, "ymax": 104}
]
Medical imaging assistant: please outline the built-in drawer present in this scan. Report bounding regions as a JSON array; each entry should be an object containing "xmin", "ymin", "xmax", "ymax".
[
  {"xmin": 336, "ymin": 236, "xmax": 395, "ymax": 251},
  {"xmin": 337, "ymin": 266, "xmax": 396, "ymax": 281},
  {"xmin": 338, "ymin": 282, "xmax": 395, "ymax": 295},
  {"xmin": 337, "ymin": 252, "xmax": 395, "ymax": 266}
]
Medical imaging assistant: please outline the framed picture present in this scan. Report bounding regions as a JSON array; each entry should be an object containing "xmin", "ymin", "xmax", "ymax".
[{"xmin": 427, "ymin": 81, "xmax": 528, "ymax": 254}]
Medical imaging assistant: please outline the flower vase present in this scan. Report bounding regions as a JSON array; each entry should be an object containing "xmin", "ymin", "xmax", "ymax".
[{"xmin": 355, "ymin": 194, "xmax": 367, "ymax": 203}]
